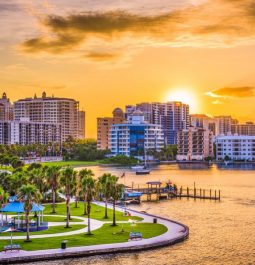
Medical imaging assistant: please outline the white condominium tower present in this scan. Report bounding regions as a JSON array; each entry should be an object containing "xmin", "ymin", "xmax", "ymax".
[
  {"xmin": 14, "ymin": 92, "xmax": 79, "ymax": 141},
  {"xmin": 215, "ymin": 135, "xmax": 255, "ymax": 161},
  {"xmin": 109, "ymin": 111, "xmax": 164, "ymax": 158}
]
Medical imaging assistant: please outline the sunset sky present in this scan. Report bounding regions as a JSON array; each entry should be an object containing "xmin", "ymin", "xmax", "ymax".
[{"xmin": 1, "ymin": 0, "xmax": 255, "ymax": 137}]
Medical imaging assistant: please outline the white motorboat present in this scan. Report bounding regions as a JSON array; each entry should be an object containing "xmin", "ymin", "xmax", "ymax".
[
  {"xmin": 135, "ymin": 168, "xmax": 151, "ymax": 175},
  {"xmin": 131, "ymin": 165, "xmax": 145, "ymax": 170}
]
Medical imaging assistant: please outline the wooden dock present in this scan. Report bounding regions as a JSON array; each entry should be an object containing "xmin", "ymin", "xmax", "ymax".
[{"xmin": 129, "ymin": 182, "xmax": 221, "ymax": 202}]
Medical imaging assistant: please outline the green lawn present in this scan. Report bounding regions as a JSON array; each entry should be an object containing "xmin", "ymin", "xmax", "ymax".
[
  {"xmin": 0, "ymin": 223, "xmax": 167, "ymax": 251},
  {"xmin": 43, "ymin": 202, "xmax": 143, "ymax": 221},
  {"xmin": 0, "ymin": 166, "xmax": 13, "ymax": 172},
  {"xmin": 41, "ymin": 160, "xmax": 102, "ymax": 167},
  {"xmin": 0, "ymin": 224, "xmax": 85, "ymax": 237},
  {"xmin": 11, "ymin": 215, "xmax": 83, "ymax": 223}
]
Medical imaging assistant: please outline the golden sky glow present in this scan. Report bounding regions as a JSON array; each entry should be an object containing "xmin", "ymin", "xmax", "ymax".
[{"xmin": 1, "ymin": 0, "xmax": 255, "ymax": 137}]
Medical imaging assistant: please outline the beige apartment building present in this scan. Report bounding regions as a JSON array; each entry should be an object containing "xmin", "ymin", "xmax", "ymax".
[
  {"xmin": 177, "ymin": 127, "xmax": 214, "ymax": 161},
  {"xmin": 214, "ymin": 115, "xmax": 238, "ymax": 136},
  {"xmin": 14, "ymin": 92, "xmax": 80, "ymax": 141},
  {"xmin": 190, "ymin": 114, "xmax": 217, "ymax": 135},
  {"xmin": 0, "ymin": 92, "xmax": 13, "ymax": 121},
  {"xmin": 0, "ymin": 120, "xmax": 62, "ymax": 145},
  {"xmin": 231, "ymin": 122, "xmax": 255, "ymax": 136},
  {"xmin": 97, "ymin": 108, "xmax": 125, "ymax": 150},
  {"xmin": 78, "ymin": 110, "xmax": 86, "ymax": 139}
]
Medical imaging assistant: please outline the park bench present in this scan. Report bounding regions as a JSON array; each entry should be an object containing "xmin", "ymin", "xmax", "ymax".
[
  {"xmin": 3, "ymin": 244, "xmax": 21, "ymax": 252},
  {"xmin": 129, "ymin": 232, "xmax": 142, "ymax": 241}
]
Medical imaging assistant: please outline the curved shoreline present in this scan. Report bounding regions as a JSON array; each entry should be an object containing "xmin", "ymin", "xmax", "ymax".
[{"xmin": 0, "ymin": 207, "xmax": 189, "ymax": 264}]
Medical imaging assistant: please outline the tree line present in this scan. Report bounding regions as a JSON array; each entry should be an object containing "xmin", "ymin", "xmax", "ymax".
[{"xmin": 0, "ymin": 164, "xmax": 125, "ymax": 242}]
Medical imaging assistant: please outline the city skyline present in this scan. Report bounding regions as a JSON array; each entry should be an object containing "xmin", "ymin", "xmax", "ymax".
[{"xmin": 2, "ymin": 0, "xmax": 255, "ymax": 138}]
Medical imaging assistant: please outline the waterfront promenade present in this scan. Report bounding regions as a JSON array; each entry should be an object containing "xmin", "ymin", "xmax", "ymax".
[{"xmin": 0, "ymin": 203, "xmax": 189, "ymax": 264}]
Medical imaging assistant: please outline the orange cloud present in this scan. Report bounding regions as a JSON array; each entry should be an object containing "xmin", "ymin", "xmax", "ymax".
[
  {"xmin": 20, "ymin": 0, "xmax": 255, "ymax": 60},
  {"xmin": 206, "ymin": 86, "xmax": 255, "ymax": 98}
]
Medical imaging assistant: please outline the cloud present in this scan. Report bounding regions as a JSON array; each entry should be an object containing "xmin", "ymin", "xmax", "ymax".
[
  {"xmin": 21, "ymin": 10, "xmax": 176, "ymax": 54},
  {"xmin": 0, "ymin": 3, "xmax": 21, "ymax": 13},
  {"xmin": 206, "ymin": 86, "xmax": 255, "ymax": 99},
  {"xmin": 212, "ymin": 100, "xmax": 223, "ymax": 105},
  {"xmin": 19, "ymin": 0, "xmax": 255, "ymax": 61},
  {"xmin": 84, "ymin": 52, "xmax": 120, "ymax": 61}
]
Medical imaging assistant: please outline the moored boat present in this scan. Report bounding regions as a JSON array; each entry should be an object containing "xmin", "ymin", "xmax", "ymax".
[
  {"xmin": 131, "ymin": 165, "xmax": 145, "ymax": 170},
  {"xmin": 135, "ymin": 169, "xmax": 151, "ymax": 175}
]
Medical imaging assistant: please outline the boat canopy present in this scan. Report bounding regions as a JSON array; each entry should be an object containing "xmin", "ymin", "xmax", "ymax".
[{"xmin": 125, "ymin": 192, "xmax": 143, "ymax": 198}]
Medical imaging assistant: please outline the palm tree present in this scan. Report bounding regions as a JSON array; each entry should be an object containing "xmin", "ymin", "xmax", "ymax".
[
  {"xmin": 0, "ymin": 186, "xmax": 8, "ymax": 208},
  {"xmin": 110, "ymin": 176, "xmax": 124, "ymax": 226},
  {"xmin": 84, "ymin": 176, "xmax": 96, "ymax": 235},
  {"xmin": 18, "ymin": 184, "xmax": 41, "ymax": 242},
  {"xmin": 98, "ymin": 173, "xmax": 113, "ymax": 219},
  {"xmin": 80, "ymin": 169, "xmax": 94, "ymax": 215},
  {"xmin": 45, "ymin": 166, "xmax": 61, "ymax": 213},
  {"xmin": 61, "ymin": 166, "xmax": 77, "ymax": 228},
  {"xmin": 28, "ymin": 168, "xmax": 45, "ymax": 195}
]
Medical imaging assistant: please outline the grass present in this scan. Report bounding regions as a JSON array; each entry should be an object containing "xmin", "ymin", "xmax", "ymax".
[
  {"xmin": 43, "ymin": 202, "xmax": 143, "ymax": 221},
  {"xmin": 0, "ymin": 225, "xmax": 85, "ymax": 237},
  {"xmin": 0, "ymin": 223, "xmax": 167, "ymax": 251},
  {"xmin": 41, "ymin": 160, "xmax": 102, "ymax": 167},
  {"xmin": 0, "ymin": 165, "xmax": 13, "ymax": 172},
  {"xmin": 11, "ymin": 215, "xmax": 83, "ymax": 223}
]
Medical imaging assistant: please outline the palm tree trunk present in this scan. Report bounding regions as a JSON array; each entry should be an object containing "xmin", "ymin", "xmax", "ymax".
[
  {"xmin": 66, "ymin": 194, "xmax": 70, "ymax": 228},
  {"xmin": 83, "ymin": 195, "xmax": 87, "ymax": 215},
  {"xmin": 112, "ymin": 199, "xmax": 116, "ymax": 226},
  {"xmin": 104, "ymin": 199, "xmax": 108, "ymax": 219},
  {"xmin": 52, "ymin": 189, "xmax": 56, "ymax": 213},
  {"xmin": 87, "ymin": 201, "xmax": 91, "ymax": 235},
  {"xmin": 25, "ymin": 211, "xmax": 30, "ymax": 242}
]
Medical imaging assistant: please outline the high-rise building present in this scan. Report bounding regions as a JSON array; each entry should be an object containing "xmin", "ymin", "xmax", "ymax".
[
  {"xmin": 215, "ymin": 135, "xmax": 255, "ymax": 161},
  {"xmin": 97, "ymin": 108, "xmax": 125, "ymax": 150},
  {"xmin": 177, "ymin": 127, "xmax": 214, "ymax": 161},
  {"xmin": 0, "ymin": 92, "xmax": 13, "ymax": 121},
  {"xmin": 78, "ymin": 110, "xmax": 86, "ymax": 139},
  {"xmin": 0, "ymin": 120, "xmax": 62, "ymax": 145},
  {"xmin": 14, "ymin": 92, "xmax": 79, "ymax": 141},
  {"xmin": 109, "ymin": 111, "xmax": 164, "ymax": 158},
  {"xmin": 231, "ymin": 122, "xmax": 255, "ymax": 136},
  {"xmin": 125, "ymin": 101, "xmax": 190, "ymax": 145},
  {"xmin": 152, "ymin": 102, "xmax": 190, "ymax": 145},
  {"xmin": 190, "ymin": 114, "xmax": 217, "ymax": 135},
  {"xmin": 214, "ymin": 116, "xmax": 237, "ymax": 136}
]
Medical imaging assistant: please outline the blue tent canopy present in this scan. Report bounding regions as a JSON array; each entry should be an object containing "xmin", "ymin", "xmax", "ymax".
[{"xmin": 0, "ymin": 201, "xmax": 44, "ymax": 213}]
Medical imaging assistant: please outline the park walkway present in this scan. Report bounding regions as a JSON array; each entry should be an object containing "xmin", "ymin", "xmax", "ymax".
[{"xmin": 0, "ymin": 203, "xmax": 189, "ymax": 264}]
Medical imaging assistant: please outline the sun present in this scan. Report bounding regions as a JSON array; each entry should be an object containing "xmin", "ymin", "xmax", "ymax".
[{"xmin": 165, "ymin": 88, "xmax": 198, "ymax": 112}]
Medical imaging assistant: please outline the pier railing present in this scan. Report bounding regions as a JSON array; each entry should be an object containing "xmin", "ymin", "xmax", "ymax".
[{"xmin": 128, "ymin": 186, "xmax": 221, "ymax": 201}]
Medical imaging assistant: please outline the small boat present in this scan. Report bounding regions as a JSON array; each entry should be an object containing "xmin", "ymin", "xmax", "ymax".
[
  {"xmin": 131, "ymin": 165, "xmax": 145, "ymax": 171},
  {"xmin": 135, "ymin": 168, "xmax": 150, "ymax": 175}
]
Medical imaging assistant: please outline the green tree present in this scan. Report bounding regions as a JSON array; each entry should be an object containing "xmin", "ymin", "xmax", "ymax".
[
  {"xmin": 98, "ymin": 173, "xmax": 114, "ymax": 219},
  {"xmin": 110, "ymin": 176, "xmax": 124, "ymax": 226},
  {"xmin": 80, "ymin": 169, "xmax": 94, "ymax": 215},
  {"xmin": 0, "ymin": 186, "xmax": 8, "ymax": 208},
  {"xmin": 45, "ymin": 166, "xmax": 62, "ymax": 213},
  {"xmin": 28, "ymin": 168, "xmax": 45, "ymax": 195},
  {"xmin": 18, "ymin": 184, "xmax": 41, "ymax": 242},
  {"xmin": 61, "ymin": 166, "xmax": 77, "ymax": 228},
  {"xmin": 84, "ymin": 176, "xmax": 96, "ymax": 235}
]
